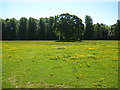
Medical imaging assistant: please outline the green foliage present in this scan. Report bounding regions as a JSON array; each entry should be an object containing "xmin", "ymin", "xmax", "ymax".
[
  {"xmin": 18, "ymin": 17, "xmax": 28, "ymax": 40},
  {"xmin": 117, "ymin": 20, "xmax": 120, "ymax": 39},
  {"xmin": 93, "ymin": 23, "xmax": 110, "ymax": 40},
  {"xmin": 83, "ymin": 15, "xmax": 94, "ymax": 39},
  {"xmin": 47, "ymin": 16, "xmax": 56, "ymax": 40},
  {"xmin": 1, "ymin": 19, "xmax": 7, "ymax": 40},
  {"xmin": 2, "ymin": 40, "xmax": 118, "ymax": 88},
  {"xmin": 6, "ymin": 18, "xmax": 17, "ymax": 40},
  {"xmin": 27, "ymin": 17, "xmax": 37, "ymax": 40},
  {"xmin": 54, "ymin": 13, "xmax": 84, "ymax": 41},
  {"xmin": 1, "ymin": 13, "xmax": 119, "ymax": 40},
  {"xmin": 37, "ymin": 18, "xmax": 46, "ymax": 40},
  {"xmin": 44, "ymin": 17, "xmax": 56, "ymax": 40},
  {"xmin": 109, "ymin": 20, "xmax": 119, "ymax": 40}
]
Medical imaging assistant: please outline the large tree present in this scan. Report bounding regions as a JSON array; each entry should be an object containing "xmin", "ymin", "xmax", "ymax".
[
  {"xmin": 45, "ymin": 16, "xmax": 56, "ymax": 40},
  {"xmin": 110, "ymin": 20, "xmax": 120, "ymax": 40},
  {"xmin": 54, "ymin": 13, "xmax": 84, "ymax": 41},
  {"xmin": 18, "ymin": 17, "xmax": 28, "ymax": 40},
  {"xmin": 48, "ymin": 16, "xmax": 56, "ymax": 40},
  {"xmin": 94, "ymin": 23, "xmax": 110, "ymax": 40},
  {"xmin": 6, "ymin": 18, "xmax": 17, "ymax": 40},
  {"xmin": 27, "ymin": 17, "xmax": 37, "ymax": 40},
  {"xmin": 93, "ymin": 23, "xmax": 100, "ymax": 39},
  {"xmin": 99, "ymin": 23, "xmax": 109, "ymax": 39},
  {"xmin": 1, "ymin": 19, "xmax": 7, "ymax": 40},
  {"xmin": 83, "ymin": 15, "xmax": 94, "ymax": 40},
  {"xmin": 37, "ymin": 18, "xmax": 46, "ymax": 40},
  {"xmin": 117, "ymin": 20, "xmax": 120, "ymax": 40},
  {"xmin": 44, "ymin": 17, "xmax": 50, "ymax": 40}
]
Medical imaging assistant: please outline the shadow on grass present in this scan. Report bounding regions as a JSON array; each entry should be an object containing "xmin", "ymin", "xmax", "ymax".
[{"xmin": 56, "ymin": 40, "xmax": 82, "ymax": 42}]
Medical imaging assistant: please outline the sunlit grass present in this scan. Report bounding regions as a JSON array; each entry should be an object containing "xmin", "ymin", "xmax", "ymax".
[{"xmin": 2, "ymin": 40, "xmax": 118, "ymax": 88}]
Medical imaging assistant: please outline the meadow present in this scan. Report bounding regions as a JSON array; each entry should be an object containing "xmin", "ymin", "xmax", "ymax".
[{"xmin": 2, "ymin": 40, "xmax": 118, "ymax": 88}]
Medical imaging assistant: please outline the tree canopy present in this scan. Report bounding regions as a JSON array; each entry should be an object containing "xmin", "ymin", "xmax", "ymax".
[
  {"xmin": 54, "ymin": 13, "xmax": 84, "ymax": 41},
  {"xmin": 1, "ymin": 13, "xmax": 119, "ymax": 41},
  {"xmin": 83, "ymin": 15, "xmax": 94, "ymax": 40}
]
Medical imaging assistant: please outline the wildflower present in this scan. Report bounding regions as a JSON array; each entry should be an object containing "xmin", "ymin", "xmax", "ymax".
[
  {"xmin": 12, "ymin": 51, "xmax": 16, "ymax": 52},
  {"xmin": 88, "ymin": 48, "xmax": 94, "ymax": 50},
  {"xmin": 93, "ymin": 83, "xmax": 97, "ymax": 86},
  {"xmin": 85, "ymin": 48, "xmax": 94, "ymax": 50},
  {"xmin": 87, "ymin": 55, "xmax": 97, "ymax": 58},
  {"xmin": 12, "ymin": 48, "xmax": 16, "ymax": 50},
  {"xmin": 28, "ymin": 82, "xmax": 31, "ymax": 84},
  {"xmin": 8, "ymin": 78, "xmax": 10, "ymax": 80},
  {"xmin": 74, "ymin": 54, "xmax": 85, "ymax": 58}
]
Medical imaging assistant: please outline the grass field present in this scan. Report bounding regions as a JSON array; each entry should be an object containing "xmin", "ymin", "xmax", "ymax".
[{"xmin": 2, "ymin": 40, "xmax": 118, "ymax": 88}]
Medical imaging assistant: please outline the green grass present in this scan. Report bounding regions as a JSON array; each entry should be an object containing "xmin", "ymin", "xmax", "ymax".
[{"xmin": 2, "ymin": 40, "xmax": 118, "ymax": 88}]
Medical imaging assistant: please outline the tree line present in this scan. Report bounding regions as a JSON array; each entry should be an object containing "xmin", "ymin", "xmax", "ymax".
[{"xmin": 1, "ymin": 13, "xmax": 120, "ymax": 41}]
